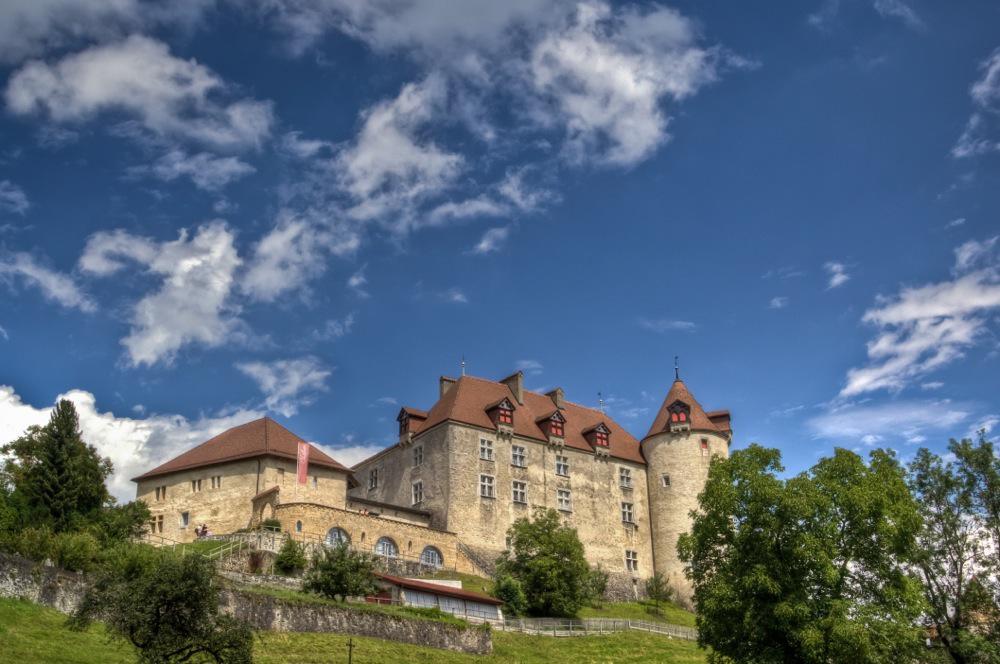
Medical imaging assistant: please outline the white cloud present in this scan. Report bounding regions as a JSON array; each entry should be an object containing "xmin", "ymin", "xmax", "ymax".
[
  {"xmin": 316, "ymin": 442, "xmax": 386, "ymax": 469},
  {"xmin": 441, "ymin": 287, "xmax": 468, "ymax": 304},
  {"xmin": 872, "ymin": 0, "xmax": 924, "ymax": 30},
  {"xmin": 953, "ymin": 49, "xmax": 1000, "ymax": 158},
  {"xmin": 80, "ymin": 222, "xmax": 243, "ymax": 366},
  {"xmin": 427, "ymin": 197, "xmax": 507, "ymax": 226},
  {"xmin": 809, "ymin": 399, "xmax": 970, "ymax": 445},
  {"xmin": 347, "ymin": 266, "xmax": 369, "ymax": 298},
  {"xmin": 0, "ymin": 251, "xmax": 96, "ymax": 312},
  {"xmin": 516, "ymin": 359, "xmax": 544, "ymax": 376},
  {"xmin": 280, "ymin": 131, "xmax": 334, "ymax": 160},
  {"xmin": 336, "ymin": 74, "xmax": 463, "ymax": 227},
  {"xmin": 921, "ymin": 381, "xmax": 944, "ymax": 390},
  {"xmin": 946, "ymin": 217, "xmax": 966, "ymax": 229},
  {"xmin": 970, "ymin": 415, "xmax": 999, "ymax": 437},
  {"xmin": 236, "ymin": 357, "xmax": 331, "ymax": 417},
  {"xmin": 825, "ymin": 261, "xmax": 850, "ymax": 289},
  {"xmin": 953, "ymin": 236, "xmax": 998, "ymax": 274},
  {"xmin": 638, "ymin": 318, "xmax": 697, "ymax": 333},
  {"xmin": 313, "ymin": 313, "xmax": 355, "ymax": 342},
  {"xmin": 242, "ymin": 210, "xmax": 360, "ymax": 303},
  {"xmin": 5, "ymin": 35, "xmax": 274, "ymax": 152},
  {"xmin": 0, "ymin": 180, "xmax": 30, "ymax": 215},
  {"xmin": 469, "ymin": 227, "xmax": 511, "ymax": 254},
  {"xmin": 374, "ymin": 396, "xmax": 398, "ymax": 406},
  {"xmin": 0, "ymin": 324, "xmax": 8, "ymax": 341},
  {"xmin": 139, "ymin": 150, "xmax": 256, "ymax": 192},
  {"xmin": 841, "ymin": 237, "xmax": 1000, "ymax": 397},
  {"xmin": 0, "ymin": 383, "xmax": 261, "ymax": 501},
  {"xmin": 529, "ymin": 2, "xmax": 723, "ymax": 166},
  {"xmin": 769, "ymin": 296, "xmax": 789, "ymax": 309}
]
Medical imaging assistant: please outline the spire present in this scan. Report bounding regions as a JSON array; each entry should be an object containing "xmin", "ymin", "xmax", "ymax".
[
  {"xmin": 598, "ymin": 391, "xmax": 605, "ymax": 414},
  {"xmin": 461, "ymin": 355, "xmax": 466, "ymax": 377},
  {"xmin": 644, "ymin": 375, "xmax": 717, "ymax": 439},
  {"xmin": 674, "ymin": 355, "xmax": 680, "ymax": 382}
]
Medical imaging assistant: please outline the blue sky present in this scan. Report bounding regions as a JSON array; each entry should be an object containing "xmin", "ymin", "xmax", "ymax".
[{"xmin": 0, "ymin": 0, "xmax": 998, "ymax": 500}]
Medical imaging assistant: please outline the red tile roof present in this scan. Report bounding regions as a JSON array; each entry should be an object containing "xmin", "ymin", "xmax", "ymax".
[
  {"xmin": 644, "ymin": 379, "xmax": 730, "ymax": 440},
  {"xmin": 404, "ymin": 375, "xmax": 644, "ymax": 464},
  {"xmin": 132, "ymin": 417, "xmax": 350, "ymax": 481},
  {"xmin": 376, "ymin": 573, "xmax": 502, "ymax": 605}
]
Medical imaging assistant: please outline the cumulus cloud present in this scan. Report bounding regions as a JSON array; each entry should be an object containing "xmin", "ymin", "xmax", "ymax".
[
  {"xmin": 0, "ymin": 251, "xmax": 96, "ymax": 312},
  {"xmin": 440, "ymin": 287, "xmax": 468, "ymax": 304},
  {"xmin": 312, "ymin": 313, "xmax": 355, "ymax": 342},
  {"xmin": 469, "ymin": 226, "xmax": 511, "ymax": 254},
  {"xmin": 236, "ymin": 357, "xmax": 331, "ymax": 417},
  {"xmin": 841, "ymin": 236, "xmax": 1000, "ymax": 397},
  {"xmin": 137, "ymin": 150, "xmax": 256, "ymax": 191},
  {"xmin": 769, "ymin": 296, "xmax": 789, "ymax": 309},
  {"xmin": 638, "ymin": 318, "xmax": 697, "ymax": 333},
  {"xmin": 347, "ymin": 266, "xmax": 369, "ymax": 298},
  {"xmin": 0, "ymin": 383, "xmax": 261, "ymax": 501},
  {"xmin": 825, "ymin": 261, "xmax": 850, "ymax": 289},
  {"xmin": 5, "ymin": 35, "xmax": 274, "ymax": 151},
  {"xmin": 809, "ymin": 399, "xmax": 970, "ymax": 446},
  {"xmin": 953, "ymin": 49, "xmax": 1000, "ymax": 158},
  {"xmin": 0, "ymin": 180, "xmax": 30, "ymax": 215},
  {"xmin": 515, "ymin": 359, "xmax": 544, "ymax": 376},
  {"xmin": 872, "ymin": 0, "xmax": 924, "ymax": 30},
  {"xmin": 529, "ymin": 2, "xmax": 724, "ymax": 166},
  {"xmin": 79, "ymin": 222, "xmax": 243, "ymax": 366}
]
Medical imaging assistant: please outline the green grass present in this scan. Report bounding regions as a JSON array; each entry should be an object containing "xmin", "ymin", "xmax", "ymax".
[
  {"xmin": 419, "ymin": 570, "xmax": 495, "ymax": 595},
  {"xmin": 0, "ymin": 598, "xmax": 707, "ymax": 663},
  {"xmin": 580, "ymin": 600, "xmax": 697, "ymax": 628}
]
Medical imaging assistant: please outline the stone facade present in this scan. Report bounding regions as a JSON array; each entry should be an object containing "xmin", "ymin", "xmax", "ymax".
[{"xmin": 137, "ymin": 456, "xmax": 348, "ymax": 543}]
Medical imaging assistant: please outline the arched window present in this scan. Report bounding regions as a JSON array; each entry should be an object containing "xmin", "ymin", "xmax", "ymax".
[
  {"xmin": 375, "ymin": 536, "xmax": 399, "ymax": 558},
  {"xmin": 326, "ymin": 527, "xmax": 350, "ymax": 547},
  {"xmin": 420, "ymin": 546, "xmax": 444, "ymax": 569},
  {"xmin": 295, "ymin": 520, "xmax": 303, "ymax": 533}
]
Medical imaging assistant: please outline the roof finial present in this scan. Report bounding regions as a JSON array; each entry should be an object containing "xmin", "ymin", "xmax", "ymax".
[
  {"xmin": 674, "ymin": 355, "xmax": 680, "ymax": 382},
  {"xmin": 598, "ymin": 391, "xmax": 605, "ymax": 414},
  {"xmin": 461, "ymin": 355, "xmax": 466, "ymax": 377}
]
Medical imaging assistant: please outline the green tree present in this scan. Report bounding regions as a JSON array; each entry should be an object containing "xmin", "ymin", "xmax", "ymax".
[
  {"xmin": 2, "ymin": 400, "xmax": 112, "ymax": 532},
  {"xmin": 493, "ymin": 573, "xmax": 527, "ymax": 617},
  {"xmin": 71, "ymin": 545, "xmax": 252, "ymax": 663},
  {"xmin": 645, "ymin": 572, "xmax": 673, "ymax": 616},
  {"xmin": 303, "ymin": 542, "xmax": 377, "ymax": 601},
  {"xmin": 496, "ymin": 508, "xmax": 597, "ymax": 617},
  {"xmin": 274, "ymin": 537, "xmax": 307, "ymax": 576},
  {"xmin": 678, "ymin": 444, "xmax": 926, "ymax": 664},
  {"xmin": 908, "ymin": 436, "xmax": 1000, "ymax": 663},
  {"xmin": 93, "ymin": 500, "xmax": 152, "ymax": 545}
]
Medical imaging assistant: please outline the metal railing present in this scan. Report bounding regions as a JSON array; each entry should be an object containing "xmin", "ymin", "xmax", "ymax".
[{"xmin": 499, "ymin": 617, "xmax": 697, "ymax": 640}]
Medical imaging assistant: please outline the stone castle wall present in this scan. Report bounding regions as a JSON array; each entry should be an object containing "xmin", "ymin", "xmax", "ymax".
[{"xmin": 642, "ymin": 428, "xmax": 730, "ymax": 606}]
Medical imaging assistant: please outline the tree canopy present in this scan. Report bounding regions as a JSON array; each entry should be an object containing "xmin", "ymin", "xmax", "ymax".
[
  {"xmin": 303, "ymin": 542, "xmax": 378, "ymax": 601},
  {"xmin": 679, "ymin": 444, "xmax": 927, "ymax": 664}
]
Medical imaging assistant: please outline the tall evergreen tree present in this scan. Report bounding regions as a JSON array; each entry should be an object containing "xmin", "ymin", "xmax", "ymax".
[{"xmin": 2, "ymin": 400, "xmax": 112, "ymax": 532}]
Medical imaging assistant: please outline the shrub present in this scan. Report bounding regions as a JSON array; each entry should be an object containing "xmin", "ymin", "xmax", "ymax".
[
  {"xmin": 304, "ymin": 543, "xmax": 377, "ymax": 601},
  {"xmin": 53, "ymin": 531, "xmax": 100, "ymax": 572},
  {"xmin": 493, "ymin": 574, "xmax": 526, "ymax": 617},
  {"xmin": 644, "ymin": 572, "xmax": 673, "ymax": 615},
  {"xmin": 586, "ymin": 566, "xmax": 609, "ymax": 607},
  {"xmin": 274, "ymin": 538, "xmax": 307, "ymax": 576},
  {"xmin": 15, "ymin": 526, "xmax": 53, "ymax": 562}
]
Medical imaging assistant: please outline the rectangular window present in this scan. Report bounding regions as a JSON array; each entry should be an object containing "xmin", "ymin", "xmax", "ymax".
[
  {"xmin": 701, "ymin": 438, "xmax": 710, "ymax": 457},
  {"xmin": 661, "ymin": 473, "xmax": 671, "ymax": 487},
  {"xmin": 480, "ymin": 474, "xmax": 495, "ymax": 498},
  {"xmin": 180, "ymin": 512, "xmax": 190, "ymax": 528},
  {"xmin": 278, "ymin": 468, "xmax": 285, "ymax": 484},
  {"xmin": 512, "ymin": 481, "xmax": 527, "ymax": 504},
  {"xmin": 210, "ymin": 476, "xmax": 221, "ymax": 489},
  {"xmin": 191, "ymin": 479, "xmax": 202, "ymax": 493},
  {"xmin": 498, "ymin": 408, "xmax": 513, "ymax": 425},
  {"xmin": 150, "ymin": 515, "xmax": 164, "ymax": 534},
  {"xmin": 480, "ymin": 438, "xmax": 494, "ymax": 461},
  {"xmin": 621, "ymin": 502, "xmax": 634, "ymax": 524},
  {"xmin": 412, "ymin": 481, "xmax": 424, "ymax": 505},
  {"xmin": 311, "ymin": 476, "xmax": 318, "ymax": 489},
  {"xmin": 550, "ymin": 419, "xmax": 564, "ymax": 437},
  {"xmin": 555, "ymin": 454, "xmax": 569, "ymax": 477},
  {"xmin": 368, "ymin": 468, "xmax": 379, "ymax": 490},
  {"xmin": 625, "ymin": 550, "xmax": 638, "ymax": 573},
  {"xmin": 155, "ymin": 485, "xmax": 167, "ymax": 501},
  {"xmin": 619, "ymin": 468, "xmax": 632, "ymax": 488},
  {"xmin": 413, "ymin": 445, "xmax": 423, "ymax": 467},
  {"xmin": 557, "ymin": 488, "xmax": 572, "ymax": 512},
  {"xmin": 511, "ymin": 445, "xmax": 526, "ymax": 467}
]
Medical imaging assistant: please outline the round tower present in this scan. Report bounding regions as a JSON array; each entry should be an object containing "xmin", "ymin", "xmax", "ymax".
[{"xmin": 641, "ymin": 372, "xmax": 732, "ymax": 607}]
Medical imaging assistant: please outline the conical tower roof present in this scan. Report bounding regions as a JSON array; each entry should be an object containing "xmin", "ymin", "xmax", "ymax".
[{"xmin": 644, "ymin": 379, "xmax": 722, "ymax": 440}]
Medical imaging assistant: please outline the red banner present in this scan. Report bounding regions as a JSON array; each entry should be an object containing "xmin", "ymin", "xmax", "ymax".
[{"xmin": 296, "ymin": 441, "xmax": 309, "ymax": 485}]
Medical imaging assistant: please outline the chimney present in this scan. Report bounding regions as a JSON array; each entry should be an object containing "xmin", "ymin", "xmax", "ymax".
[
  {"xmin": 545, "ymin": 387, "xmax": 565, "ymax": 409},
  {"xmin": 500, "ymin": 371, "xmax": 524, "ymax": 405},
  {"xmin": 439, "ymin": 376, "xmax": 457, "ymax": 398}
]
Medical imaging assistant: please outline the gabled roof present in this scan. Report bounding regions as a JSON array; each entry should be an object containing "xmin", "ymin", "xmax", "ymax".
[
  {"xmin": 132, "ymin": 417, "xmax": 350, "ymax": 481},
  {"xmin": 644, "ymin": 379, "xmax": 729, "ymax": 440},
  {"xmin": 385, "ymin": 375, "xmax": 643, "ymax": 464},
  {"xmin": 398, "ymin": 407, "xmax": 428, "ymax": 421},
  {"xmin": 376, "ymin": 573, "xmax": 502, "ymax": 605}
]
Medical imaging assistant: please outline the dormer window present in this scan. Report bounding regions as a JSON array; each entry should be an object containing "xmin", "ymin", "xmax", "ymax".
[
  {"xmin": 550, "ymin": 417, "xmax": 564, "ymax": 437},
  {"xmin": 594, "ymin": 429, "xmax": 609, "ymax": 446},
  {"xmin": 667, "ymin": 400, "xmax": 691, "ymax": 432},
  {"xmin": 537, "ymin": 411, "xmax": 566, "ymax": 443},
  {"xmin": 498, "ymin": 406, "xmax": 513, "ymax": 425},
  {"xmin": 583, "ymin": 423, "xmax": 611, "ymax": 453},
  {"xmin": 398, "ymin": 414, "xmax": 409, "ymax": 437},
  {"xmin": 486, "ymin": 397, "xmax": 516, "ymax": 438}
]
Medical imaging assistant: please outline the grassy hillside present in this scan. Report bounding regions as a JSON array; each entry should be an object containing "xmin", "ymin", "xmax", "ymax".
[{"xmin": 0, "ymin": 598, "xmax": 707, "ymax": 663}]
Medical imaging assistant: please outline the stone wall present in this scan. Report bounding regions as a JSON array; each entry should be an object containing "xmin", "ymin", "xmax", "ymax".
[
  {"xmin": 137, "ymin": 457, "xmax": 349, "ymax": 543},
  {"xmin": 0, "ymin": 554, "xmax": 491, "ymax": 655}
]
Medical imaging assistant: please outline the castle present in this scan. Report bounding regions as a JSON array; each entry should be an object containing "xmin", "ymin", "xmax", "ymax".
[{"xmin": 133, "ymin": 369, "xmax": 732, "ymax": 604}]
